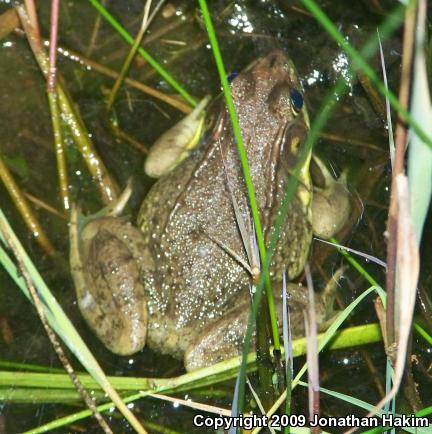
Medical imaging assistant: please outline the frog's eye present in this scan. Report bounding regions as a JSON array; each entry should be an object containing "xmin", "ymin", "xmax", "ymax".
[
  {"xmin": 227, "ymin": 72, "xmax": 238, "ymax": 84},
  {"xmin": 290, "ymin": 89, "xmax": 303, "ymax": 114}
]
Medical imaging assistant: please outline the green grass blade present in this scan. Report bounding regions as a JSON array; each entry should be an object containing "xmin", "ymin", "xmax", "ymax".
[
  {"xmin": 195, "ymin": 1, "xmax": 404, "ymax": 419},
  {"xmin": 1, "ymin": 323, "xmax": 382, "ymax": 431},
  {"xmin": 0, "ymin": 360, "xmax": 64, "ymax": 373},
  {"xmin": 0, "ymin": 323, "xmax": 381, "ymax": 393},
  {"xmin": 298, "ymin": 381, "xmax": 432, "ymax": 434},
  {"xmin": 260, "ymin": 2, "xmax": 405, "ymax": 279},
  {"xmin": 407, "ymin": 2, "xmax": 432, "ymax": 242},
  {"xmin": 293, "ymin": 286, "xmax": 380, "ymax": 384},
  {"xmin": 377, "ymin": 29, "xmax": 395, "ymax": 167},
  {"xmin": 331, "ymin": 237, "xmax": 382, "ymax": 289},
  {"xmin": 88, "ymin": 0, "xmax": 196, "ymax": 107},
  {"xmin": 1, "ymin": 387, "xmax": 107, "ymax": 404},
  {"xmin": 414, "ymin": 323, "xmax": 432, "ymax": 345},
  {"xmin": 0, "ymin": 209, "xmax": 146, "ymax": 433},
  {"xmin": 197, "ymin": 0, "xmax": 281, "ymax": 415},
  {"xmin": 299, "ymin": 0, "xmax": 432, "ymax": 150},
  {"xmin": 260, "ymin": 1, "xmax": 404, "ymax": 316},
  {"xmin": 197, "ymin": 0, "xmax": 279, "ymax": 344}
]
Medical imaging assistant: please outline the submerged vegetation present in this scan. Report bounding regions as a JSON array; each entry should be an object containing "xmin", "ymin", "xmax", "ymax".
[{"xmin": 0, "ymin": 0, "xmax": 431, "ymax": 433}]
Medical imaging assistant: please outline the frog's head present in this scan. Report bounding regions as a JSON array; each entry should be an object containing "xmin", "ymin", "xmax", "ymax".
[
  {"xmin": 228, "ymin": 50, "xmax": 312, "ymax": 234},
  {"xmin": 234, "ymin": 50, "xmax": 309, "ymax": 124}
]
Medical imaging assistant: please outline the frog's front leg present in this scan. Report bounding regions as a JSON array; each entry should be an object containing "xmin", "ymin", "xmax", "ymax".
[
  {"xmin": 144, "ymin": 96, "xmax": 210, "ymax": 178},
  {"xmin": 70, "ymin": 202, "xmax": 149, "ymax": 355}
]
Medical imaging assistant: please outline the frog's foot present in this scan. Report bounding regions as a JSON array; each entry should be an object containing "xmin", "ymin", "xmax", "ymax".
[
  {"xmin": 183, "ymin": 283, "xmax": 332, "ymax": 372},
  {"xmin": 311, "ymin": 156, "xmax": 351, "ymax": 239},
  {"xmin": 70, "ymin": 204, "xmax": 148, "ymax": 356},
  {"xmin": 70, "ymin": 181, "xmax": 134, "ymax": 240},
  {"xmin": 184, "ymin": 300, "xmax": 251, "ymax": 372}
]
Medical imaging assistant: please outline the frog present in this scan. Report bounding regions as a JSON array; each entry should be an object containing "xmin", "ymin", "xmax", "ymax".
[{"xmin": 69, "ymin": 50, "xmax": 350, "ymax": 372}]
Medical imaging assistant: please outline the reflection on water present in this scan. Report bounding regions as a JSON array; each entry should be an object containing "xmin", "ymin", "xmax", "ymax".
[{"xmin": 1, "ymin": 1, "xmax": 427, "ymax": 433}]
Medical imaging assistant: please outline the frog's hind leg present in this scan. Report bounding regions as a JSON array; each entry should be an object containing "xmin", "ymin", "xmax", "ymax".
[
  {"xmin": 184, "ymin": 299, "xmax": 252, "ymax": 372},
  {"xmin": 183, "ymin": 276, "xmax": 341, "ymax": 371},
  {"xmin": 70, "ymin": 207, "xmax": 148, "ymax": 356}
]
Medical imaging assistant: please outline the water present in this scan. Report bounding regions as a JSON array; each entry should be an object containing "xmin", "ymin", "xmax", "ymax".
[{"xmin": 0, "ymin": 1, "xmax": 429, "ymax": 433}]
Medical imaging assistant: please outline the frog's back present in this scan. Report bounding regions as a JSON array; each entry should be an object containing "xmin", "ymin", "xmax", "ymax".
[
  {"xmin": 137, "ymin": 137, "xmax": 250, "ymax": 356},
  {"xmin": 137, "ymin": 50, "xmax": 313, "ymax": 358}
]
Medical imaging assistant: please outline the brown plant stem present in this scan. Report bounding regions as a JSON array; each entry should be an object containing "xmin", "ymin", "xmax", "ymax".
[
  {"xmin": 47, "ymin": 0, "xmax": 70, "ymax": 211},
  {"xmin": 0, "ymin": 155, "xmax": 56, "ymax": 256},
  {"xmin": 48, "ymin": 93, "xmax": 70, "ymax": 211},
  {"xmin": 86, "ymin": 0, "xmax": 107, "ymax": 57},
  {"xmin": 357, "ymin": 70, "xmax": 386, "ymax": 120},
  {"xmin": 0, "ymin": 8, "xmax": 20, "ymax": 39},
  {"xmin": 56, "ymin": 44, "xmax": 192, "ymax": 113},
  {"xmin": 23, "ymin": 192, "xmax": 67, "ymax": 220},
  {"xmin": 0, "ymin": 218, "xmax": 114, "ymax": 434},
  {"xmin": 23, "ymin": 0, "xmax": 40, "ymax": 41},
  {"xmin": 385, "ymin": 0, "xmax": 416, "ymax": 351},
  {"xmin": 106, "ymin": 0, "xmax": 153, "ymax": 111},
  {"xmin": 47, "ymin": 0, "xmax": 59, "ymax": 93},
  {"xmin": 12, "ymin": 23, "xmax": 192, "ymax": 113},
  {"xmin": 17, "ymin": 5, "xmax": 119, "ymax": 205}
]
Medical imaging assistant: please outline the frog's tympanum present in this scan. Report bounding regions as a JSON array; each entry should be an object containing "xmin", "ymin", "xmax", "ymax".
[{"xmin": 70, "ymin": 50, "xmax": 349, "ymax": 371}]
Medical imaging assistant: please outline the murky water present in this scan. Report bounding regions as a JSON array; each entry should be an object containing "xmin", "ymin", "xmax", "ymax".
[{"xmin": 0, "ymin": 1, "xmax": 430, "ymax": 433}]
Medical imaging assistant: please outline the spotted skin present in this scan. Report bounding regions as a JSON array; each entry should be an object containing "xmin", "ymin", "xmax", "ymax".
[{"xmin": 72, "ymin": 50, "xmax": 327, "ymax": 371}]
